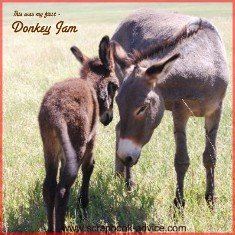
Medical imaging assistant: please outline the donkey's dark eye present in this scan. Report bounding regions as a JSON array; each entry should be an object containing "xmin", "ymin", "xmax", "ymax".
[{"xmin": 136, "ymin": 105, "xmax": 148, "ymax": 115}]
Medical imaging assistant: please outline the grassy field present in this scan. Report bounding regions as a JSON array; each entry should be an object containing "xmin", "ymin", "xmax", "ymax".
[{"xmin": 3, "ymin": 3, "xmax": 232, "ymax": 232}]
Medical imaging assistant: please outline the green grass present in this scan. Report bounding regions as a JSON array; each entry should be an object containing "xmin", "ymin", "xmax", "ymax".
[{"xmin": 3, "ymin": 3, "xmax": 232, "ymax": 232}]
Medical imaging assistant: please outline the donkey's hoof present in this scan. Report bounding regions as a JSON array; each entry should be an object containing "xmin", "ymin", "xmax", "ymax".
[
  {"xmin": 205, "ymin": 194, "xmax": 216, "ymax": 211},
  {"xmin": 77, "ymin": 201, "xmax": 88, "ymax": 220},
  {"xmin": 126, "ymin": 180, "xmax": 136, "ymax": 192},
  {"xmin": 78, "ymin": 207, "xmax": 88, "ymax": 221},
  {"xmin": 83, "ymin": 208, "xmax": 88, "ymax": 219},
  {"xmin": 115, "ymin": 171, "xmax": 125, "ymax": 178},
  {"xmin": 173, "ymin": 197, "xmax": 185, "ymax": 209},
  {"xmin": 173, "ymin": 198, "xmax": 185, "ymax": 219}
]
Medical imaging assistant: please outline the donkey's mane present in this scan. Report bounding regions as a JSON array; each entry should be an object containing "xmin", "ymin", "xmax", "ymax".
[{"xmin": 130, "ymin": 18, "xmax": 203, "ymax": 64}]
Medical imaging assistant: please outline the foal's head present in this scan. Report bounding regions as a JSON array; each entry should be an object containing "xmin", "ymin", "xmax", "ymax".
[{"xmin": 71, "ymin": 36, "xmax": 119, "ymax": 126}]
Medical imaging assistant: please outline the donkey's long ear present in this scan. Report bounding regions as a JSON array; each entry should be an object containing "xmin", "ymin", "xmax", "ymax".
[
  {"xmin": 145, "ymin": 53, "xmax": 180, "ymax": 85},
  {"xmin": 99, "ymin": 36, "xmax": 114, "ymax": 70},
  {"xmin": 111, "ymin": 41, "xmax": 132, "ymax": 70},
  {"xmin": 70, "ymin": 46, "xmax": 89, "ymax": 64}
]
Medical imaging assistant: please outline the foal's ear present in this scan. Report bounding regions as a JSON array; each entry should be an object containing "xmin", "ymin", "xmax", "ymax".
[
  {"xmin": 145, "ymin": 53, "xmax": 180, "ymax": 86},
  {"xmin": 111, "ymin": 40, "xmax": 132, "ymax": 70},
  {"xmin": 99, "ymin": 36, "xmax": 114, "ymax": 70},
  {"xmin": 70, "ymin": 46, "xmax": 89, "ymax": 64}
]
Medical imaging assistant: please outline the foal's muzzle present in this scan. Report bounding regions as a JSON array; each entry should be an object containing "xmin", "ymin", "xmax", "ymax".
[{"xmin": 100, "ymin": 111, "xmax": 113, "ymax": 126}]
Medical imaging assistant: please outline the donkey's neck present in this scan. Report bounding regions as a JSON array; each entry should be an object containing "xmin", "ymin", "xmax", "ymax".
[{"xmin": 82, "ymin": 73, "xmax": 100, "ymax": 91}]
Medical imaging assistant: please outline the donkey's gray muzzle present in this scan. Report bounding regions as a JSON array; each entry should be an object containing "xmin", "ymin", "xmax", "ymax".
[{"xmin": 117, "ymin": 138, "xmax": 141, "ymax": 166}]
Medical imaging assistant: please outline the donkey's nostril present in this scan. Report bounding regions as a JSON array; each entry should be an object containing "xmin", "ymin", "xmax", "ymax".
[
  {"xmin": 126, "ymin": 156, "xmax": 132, "ymax": 163},
  {"xmin": 106, "ymin": 112, "xmax": 113, "ymax": 122}
]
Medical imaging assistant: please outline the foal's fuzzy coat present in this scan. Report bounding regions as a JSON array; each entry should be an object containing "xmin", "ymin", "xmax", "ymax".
[{"xmin": 38, "ymin": 36, "xmax": 118, "ymax": 232}]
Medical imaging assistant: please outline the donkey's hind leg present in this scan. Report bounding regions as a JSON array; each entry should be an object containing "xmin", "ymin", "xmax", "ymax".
[
  {"xmin": 42, "ymin": 130, "xmax": 61, "ymax": 232},
  {"xmin": 78, "ymin": 139, "xmax": 95, "ymax": 218},
  {"xmin": 54, "ymin": 124, "xmax": 82, "ymax": 232},
  {"xmin": 203, "ymin": 104, "xmax": 222, "ymax": 210}
]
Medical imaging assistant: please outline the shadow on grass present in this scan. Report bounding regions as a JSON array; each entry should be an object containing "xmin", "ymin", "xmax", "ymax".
[
  {"xmin": 6, "ymin": 171, "xmax": 154, "ymax": 232},
  {"xmin": 69, "ymin": 170, "xmax": 154, "ymax": 230}
]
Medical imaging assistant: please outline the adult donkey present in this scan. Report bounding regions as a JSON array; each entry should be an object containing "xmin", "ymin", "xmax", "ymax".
[{"xmin": 111, "ymin": 9, "xmax": 229, "ymax": 210}]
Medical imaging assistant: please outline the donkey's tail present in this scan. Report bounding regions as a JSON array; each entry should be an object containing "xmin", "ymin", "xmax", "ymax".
[
  {"xmin": 55, "ymin": 120, "xmax": 81, "ymax": 180},
  {"xmin": 56, "ymin": 121, "xmax": 76, "ymax": 160}
]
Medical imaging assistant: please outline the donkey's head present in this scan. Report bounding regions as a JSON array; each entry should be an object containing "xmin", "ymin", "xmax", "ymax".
[
  {"xmin": 112, "ymin": 41, "xmax": 180, "ymax": 166},
  {"xmin": 71, "ymin": 36, "xmax": 119, "ymax": 126}
]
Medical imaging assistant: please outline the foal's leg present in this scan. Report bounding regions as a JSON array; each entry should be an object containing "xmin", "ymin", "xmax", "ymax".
[
  {"xmin": 55, "ymin": 153, "xmax": 80, "ymax": 232},
  {"xmin": 115, "ymin": 121, "xmax": 125, "ymax": 177},
  {"xmin": 55, "ymin": 125, "xmax": 82, "ymax": 232},
  {"xmin": 203, "ymin": 105, "xmax": 222, "ymax": 209},
  {"xmin": 78, "ymin": 139, "xmax": 95, "ymax": 218},
  {"xmin": 42, "ymin": 130, "xmax": 60, "ymax": 232},
  {"xmin": 43, "ymin": 152, "xmax": 59, "ymax": 232},
  {"xmin": 172, "ymin": 102, "xmax": 190, "ymax": 210}
]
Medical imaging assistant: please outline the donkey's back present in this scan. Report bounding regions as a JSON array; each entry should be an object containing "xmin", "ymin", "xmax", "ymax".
[
  {"xmin": 112, "ymin": 9, "xmax": 229, "ymax": 114},
  {"xmin": 39, "ymin": 78, "xmax": 96, "ymax": 134},
  {"xmin": 112, "ymin": 9, "xmax": 199, "ymax": 51},
  {"xmin": 112, "ymin": 9, "xmax": 229, "ymax": 83},
  {"xmin": 112, "ymin": 9, "xmax": 224, "ymax": 55}
]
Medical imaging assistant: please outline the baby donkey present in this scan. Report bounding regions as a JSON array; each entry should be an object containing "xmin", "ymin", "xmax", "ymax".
[{"xmin": 38, "ymin": 36, "xmax": 119, "ymax": 232}]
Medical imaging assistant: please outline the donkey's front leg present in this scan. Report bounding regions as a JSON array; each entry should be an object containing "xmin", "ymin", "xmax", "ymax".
[
  {"xmin": 115, "ymin": 121, "xmax": 125, "ymax": 177},
  {"xmin": 125, "ymin": 166, "xmax": 135, "ymax": 192},
  {"xmin": 203, "ymin": 105, "xmax": 222, "ymax": 210},
  {"xmin": 115, "ymin": 121, "xmax": 135, "ymax": 191},
  {"xmin": 172, "ymin": 102, "xmax": 190, "ymax": 210}
]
